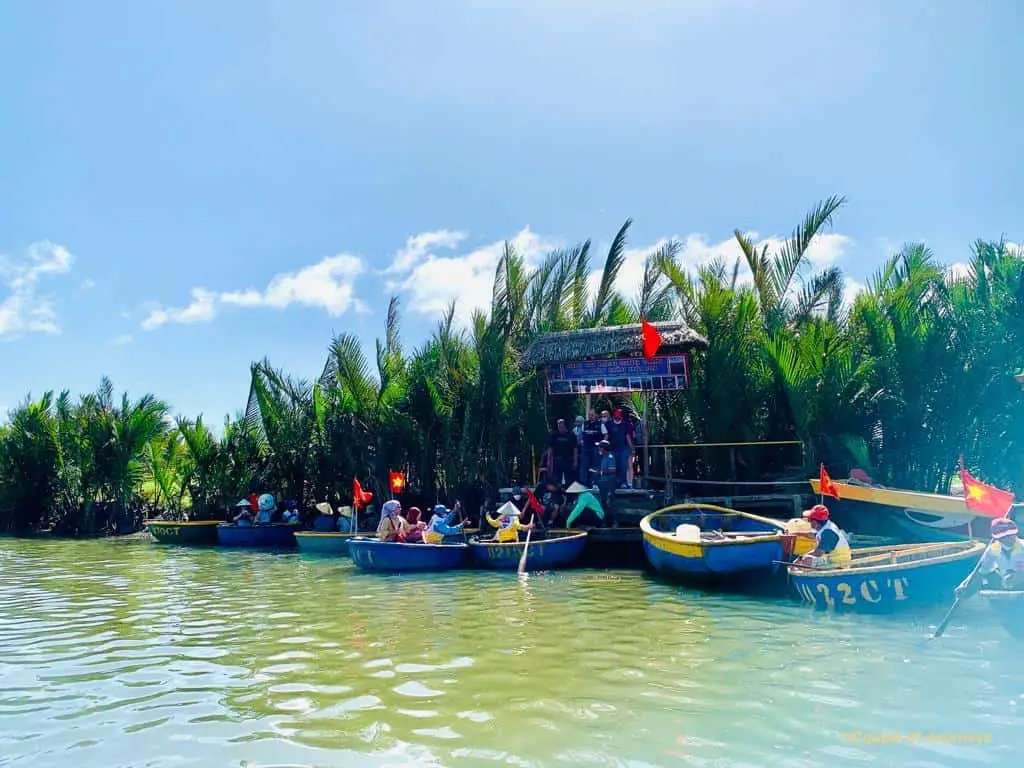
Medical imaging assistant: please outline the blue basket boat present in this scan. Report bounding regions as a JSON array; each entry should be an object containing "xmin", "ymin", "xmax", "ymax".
[
  {"xmin": 294, "ymin": 531, "xmax": 360, "ymax": 556},
  {"xmin": 216, "ymin": 523, "xmax": 298, "ymax": 549},
  {"xmin": 789, "ymin": 540, "xmax": 986, "ymax": 612},
  {"xmin": 348, "ymin": 538, "xmax": 470, "ymax": 572},
  {"xmin": 467, "ymin": 530, "xmax": 588, "ymax": 571},
  {"xmin": 640, "ymin": 504, "xmax": 812, "ymax": 582}
]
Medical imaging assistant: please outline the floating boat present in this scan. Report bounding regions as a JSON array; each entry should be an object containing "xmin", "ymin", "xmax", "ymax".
[
  {"xmin": 348, "ymin": 538, "xmax": 470, "ymax": 572},
  {"xmin": 146, "ymin": 519, "xmax": 221, "ymax": 545},
  {"xmin": 640, "ymin": 504, "xmax": 814, "ymax": 581},
  {"xmin": 789, "ymin": 540, "xmax": 986, "ymax": 612},
  {"xmin": 808, "ymin": 477, "xmax": 989, "ymax": 544},
  {"xmin": 467, "ymin": 529, "xmax": 588, "ymax": 571},
  {"xmin": 216, "ymin": 523, "xmax": 298, "ymax": 548},
  {"xmin": 294, "ymin": 531, "xmax": 360, "ymax": 555},
  {"xmin": 978, "ymin": 590, "xmax": 1024, "ymax": 639}
]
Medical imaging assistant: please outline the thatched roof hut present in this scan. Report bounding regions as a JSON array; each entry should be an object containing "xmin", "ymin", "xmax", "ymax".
[{"xmin": 522, "ymin": 321, "xmax": 708, "ymax": 367}]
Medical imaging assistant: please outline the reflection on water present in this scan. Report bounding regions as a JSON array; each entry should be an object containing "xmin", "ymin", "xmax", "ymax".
[{"xmin": 1, "ymin": 537, "xmax": 1023, "ymax": 767}]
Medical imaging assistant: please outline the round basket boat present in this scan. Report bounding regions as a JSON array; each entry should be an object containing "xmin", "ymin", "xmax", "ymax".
[
  {"xmin": 146, "ymin": 520, "xmax": 221, "ymax": 546},
  {"xmin": 348, "ymin": 538, "xmax": 470, "ymax": 573},
  {"xmin": 216, "ymin": 523, "xmax": 298, "ymax": 549},
  {"xmin": 294, "ymin": 531, "xmax": 360, "ymax": 556},
  {"xmin": 467, "ymin": 529, "xmax": 588, "ymax": 571}
]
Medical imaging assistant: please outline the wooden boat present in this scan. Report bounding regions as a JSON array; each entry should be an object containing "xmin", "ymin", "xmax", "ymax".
[
  {"xmin": 348, "ymin": 538, "xmax": 470, "ymax": 572},
  {"xmin": 294, "ymin": 531, "xmax": 360, "ymax": 555},
  {"xmin": 467, "ymin": 529, "xmax": 588, "ymax": 571},
  {"xmin": 808, "ymin": 478, "xmax": 990, "ymax": 544},
  {"xmin": 640, "ymin": 504, "xmax": 815, "ymax": 580},
  {"xmin": 146, "ymin": 519, "xmax": 220, "ymax": 545},
  {"xmin": 789, "ymin": 540, "xmax": 986, "ymax": 611},
  {"xmin": 216, "ymin": 522, "xmax": 297, "ymax": 548},
  {"xmin": 979, "ymin": 590, "xmax": 1024, "ymax": 639}
]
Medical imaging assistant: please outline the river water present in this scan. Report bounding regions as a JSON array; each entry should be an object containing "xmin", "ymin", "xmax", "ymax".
[{"xmin": 1, "ymin": 537, "xmax": 1022, "ymax": 768}]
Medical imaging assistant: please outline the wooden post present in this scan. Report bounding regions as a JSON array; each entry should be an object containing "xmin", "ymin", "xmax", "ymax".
[{"xmin": 664, "ymin": 446, "xmax": 674, "ymax": 502}]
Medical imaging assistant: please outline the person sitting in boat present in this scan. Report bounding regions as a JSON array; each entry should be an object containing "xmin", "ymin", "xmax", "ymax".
[
  {"xmin": 423, "ymin": 504, "xmax": 466, "ymax": 544},
  {"xmin": 376, "ymin": 500, "xmax": 404, "ymax": 542},
  {"xmin": 312, "ymin": 502, "xmax": 336, "ymax": 532},
  {"xmin": 793, "ymin": 504, "xmax": 851, "ymax": 569},
  {"xmin": 255, "ymin": 493, "xmax": 277, "ymax": 524},
  {"xmin": 400, "ymin": 506, "xmax": 427, "ymax": 543},
  {"xmin": 533, "ymin": 479, "xmax": 565, "ymax": 527},
  {"xmin": 281, "ymin": 499, "xmax": 301, "ymax": 524},
  {"xmin": 486, "ymin": 501, "xmax": 534, "ymax": 543},
  {"xmin": 233, "ymin": 499, "xmax": 254, "ymax": 526},
  {"xmin": 337, "ymin": 505, "xmax": 354, "ymax": 533},
  {"xmin": 956, "ymin": 517, "xmax": 1024, "ymax": 597}
]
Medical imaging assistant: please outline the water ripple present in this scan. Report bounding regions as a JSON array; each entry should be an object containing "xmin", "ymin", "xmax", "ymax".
[{"xmin": 2, "ymin": 538, "xmax": 1024, "ymax": 766}]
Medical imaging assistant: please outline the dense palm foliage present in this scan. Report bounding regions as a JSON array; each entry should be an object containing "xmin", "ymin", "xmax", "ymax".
[{"xmin": 3, "ymin": 199, "xmax": 1023, "ymax": 535}]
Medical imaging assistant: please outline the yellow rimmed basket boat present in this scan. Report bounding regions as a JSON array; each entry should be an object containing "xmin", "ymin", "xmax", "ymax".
[
  {"xmin": 146, "ymin": 519, "xmax": 221, "ymax": 546},
  {"xmin": 788, "ymin": 540, "xmax": 986, "ymax": 612}
]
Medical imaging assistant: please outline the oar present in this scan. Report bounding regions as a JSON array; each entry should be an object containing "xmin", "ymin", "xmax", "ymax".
[
  {"xmin": 517, "ymin": 526, "xmax": 533, "ymax": 575},
  {"xmin": 932, "ymin": 554, "xmax": 986, "ymax": 639}
]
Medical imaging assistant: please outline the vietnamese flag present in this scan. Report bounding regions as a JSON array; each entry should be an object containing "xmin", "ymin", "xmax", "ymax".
[
  {"xmin": 960, "ymin": 458, "xmax": 1014, "ymax": 518},
  {"xmin": 819, "ymin": 464, "xmax": 840, "ymax": 499},
  {"xmin": 641, "ymin": 319, "xmax": 662, "ymax": 360},
  {"xmin": 523, "ymin": 487, "xmax": 545, "ymax": 514},
  {"xmin": 352, "ymin": 478, "xmax": 373, "ymax": 509},
  {"xmin": 389, "ymin": 471, "xmax": 406, "ymax": 494}
]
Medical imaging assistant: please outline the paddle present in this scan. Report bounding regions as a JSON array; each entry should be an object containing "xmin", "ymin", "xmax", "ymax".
[
  {"xmin": 933, "ymin": 554, "xmax": 986, "ymax": 639},
  {"xmin": 517, "ymin": 526, "xmax": 533, "ymax": 575}
]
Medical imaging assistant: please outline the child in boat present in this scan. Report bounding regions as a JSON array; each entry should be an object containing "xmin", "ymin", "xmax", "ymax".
[
  {"xmin": 792, "ymin": 504, "xmax": 851, "ymax": 568},
  {"xmin": 486, "ymin": 501, "xmax": 534, "ymax": 543},
  {"xmin": 423, "ymin": 505, "xmax": 466, "ymax": 544},
  {"xmin": 957, "ymin": 517, "xmax": 1024, "ymax": 597}
]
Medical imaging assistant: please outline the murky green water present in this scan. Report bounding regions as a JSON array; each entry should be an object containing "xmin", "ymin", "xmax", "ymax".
[{"xmin": 1, "ymin": 537, "xmax": 1023, "ymax": 767}]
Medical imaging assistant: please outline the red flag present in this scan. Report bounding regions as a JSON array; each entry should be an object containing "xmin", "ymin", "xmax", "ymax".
[
  {"xmin": 960, "ymin": 459, "xmax": 1014, "ymax": 519},
  {"xmin": 819, "ymin": 464, "xmax": 840, "ymax": 499},
  {"xmin": 352, "ymin": 478, "xmax": 373, "ymax": 509},
  {"xmin": 641, "ymin": 319, "xmax": 662, "ymax": 360},
  {"xmin": 523, "ymin": 487, "xmax": 545, "ymax": 514},
  {"xmin": 389, "ymin": 471, "xmax": 406, "ymax": 494}
]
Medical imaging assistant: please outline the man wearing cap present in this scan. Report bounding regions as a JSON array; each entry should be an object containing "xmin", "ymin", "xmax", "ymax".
[
  {"xmin": 956, "ymin": 517, "xmax": 1024, "ymax": 597},
  {"xmin": 793, "ymin": 504, "xmax": 851, "ymax": 569},
  {"xmin": 605, "ymin": 409, "xmax": 634, "ymax": 489},
  {"xmin": 423, "ymin": 504, "xmax": 466, "ymax": 544}
]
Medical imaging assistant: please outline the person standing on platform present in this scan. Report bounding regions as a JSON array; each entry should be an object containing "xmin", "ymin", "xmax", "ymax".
[
  {"xmin": 580, "ymin": 410, "xmax": 606, "ymax": 485},
  {"xmin": 605, "ymin": 409, "xmax": 634, "ymax": 489},
  {"xmin": 548, "ymin": 418, "xmax": 578, "ymax": 487}
]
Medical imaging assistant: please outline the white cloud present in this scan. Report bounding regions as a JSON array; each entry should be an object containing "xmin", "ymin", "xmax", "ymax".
[
  {"xmin": 80, "ymin": 278, "xmax": 96, "ymax": 291},
  {"xmin": 142, "ymin": 253, "xmax": 368, "ymax": 330},
  {"xmin": 385, "ymin": 230, "xmax": 467, "ymax": 274},
  {"xmin": 605, "ymin": 231, "xmax": 853, "ymax": 305},
  {"xmin": 111, "ymin": 333, "xmax": 134, "ymax": 346},
  {"xmin": 141, "ymin": 287, "xmax": 217, "ymax": 331},
  {"xmin": 945, "ymin": 261, "xmax": 972, "ymax": 283},
  {"xmin": 388, "ymin": 227, "xmax": 555, "ymax": 323},
  {"xmin": 842, "ymin": 276, "xmax": 865, "ymax": 308},
  {"xmin": 220, "ymin": 254, "xmax": 365, "ymax": 316},
  {"xmin": 0, "ymin": 241, "xmax": 74, "ymax": 339}
]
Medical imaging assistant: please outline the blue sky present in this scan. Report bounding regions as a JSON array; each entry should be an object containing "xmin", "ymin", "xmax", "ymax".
[{"xmin": 1, "ymin": 0, "xmax": 1021, "ymax": 424}]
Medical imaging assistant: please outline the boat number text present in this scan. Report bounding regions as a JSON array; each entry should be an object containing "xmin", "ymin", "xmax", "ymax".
[{"xmin": 796, "ymin": 577, "xmax": 910, "ymax": 607}]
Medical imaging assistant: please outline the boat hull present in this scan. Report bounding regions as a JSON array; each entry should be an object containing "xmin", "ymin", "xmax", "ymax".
[
  {"xmin": 294, "ymin": 532, "xmax": 359, "ymax": 555},
  {"xmin": 146, "ymin": 520, "xmax": 221, "ymax": 545},
  {"xmin": 468, "ymin": 530, "xmax": 588, "ymax": 571},
  {"xmin": 216, "ymin": 523, "xmax": 297, "ymax": 548},
  {"xmin": 789, "ymin": 541, "xmax": 985, "ymax": 612},
  {"xmin": 808, "ymin": 479, "xmax": 990, "ymax": 544},
  {"xmin": 348, "ymin": 538, "xmax": 469, "ymax": 572},
  {"xmin": 979, "ymin": 590, "xmax": 1024, "ymax": 640},
  {"xmin": 639, "ymin": 504, "xmax": 811, "ymax": 582}
]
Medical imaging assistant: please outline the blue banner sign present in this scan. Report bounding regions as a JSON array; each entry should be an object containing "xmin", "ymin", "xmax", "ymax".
[{"xmin": 545, "ymin": 355, "xmax": 690, "ymax": 395}]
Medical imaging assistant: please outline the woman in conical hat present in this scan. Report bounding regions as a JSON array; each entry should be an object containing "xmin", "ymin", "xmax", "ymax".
[{"xmin": 485, "ymin": 500, "xmax": 533, "ymax": 543}]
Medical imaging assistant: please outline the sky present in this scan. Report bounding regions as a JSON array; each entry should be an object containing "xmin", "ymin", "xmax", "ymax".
[{"xmin": 1, "ymin": 0, "xmax": 1022, "ymax": 424}]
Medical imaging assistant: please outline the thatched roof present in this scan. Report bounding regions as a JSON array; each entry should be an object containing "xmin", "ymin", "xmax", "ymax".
[{"xmin": 522, "ymin": 321, "xmax": 708, "ymax": 367}]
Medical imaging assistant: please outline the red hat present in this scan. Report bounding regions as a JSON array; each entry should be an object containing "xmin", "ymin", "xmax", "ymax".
[
  {"xmin": 991, "ymin": 517, "xmax": 1018, "ymax": 539},
  {"xmin": 802, "ymin": 504, "xmax": 829, "ymax": 522},
  {"xmin": 613, "ymin": 408, "xmax": 623, "ymax": 418}
]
